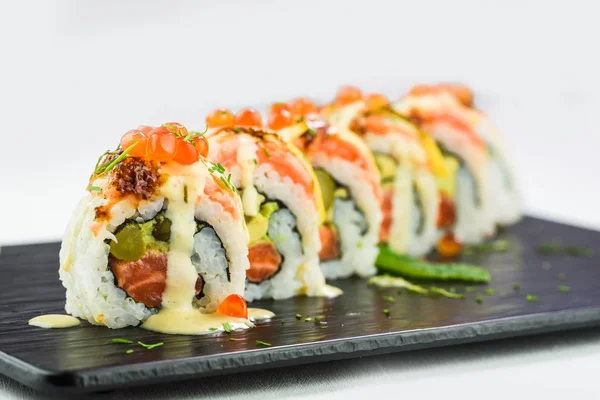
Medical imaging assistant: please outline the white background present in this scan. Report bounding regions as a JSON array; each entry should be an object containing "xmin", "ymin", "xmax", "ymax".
[{"xmin": 0, "ymin": 0, "xmax": 599, "ymax": 398}]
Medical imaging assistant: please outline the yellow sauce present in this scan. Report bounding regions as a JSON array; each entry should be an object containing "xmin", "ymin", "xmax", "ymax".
[
  {"xmin": 238, "ymin": 139, "xmax": 259, "ymax": 216},
  {"xmin": 248, "ymin": 308, "xmax": 275, "ymax": 321},
  {"xmin": 28, "ymin": 314, "xmax": 80, "ymax": 329},
  {"xmin": 141, "ymin": 164, "xmax": 252, "ymax": 335},
  {"xmin": 142, "ymin": 309, "xmax": 250, "ymax": 335}
]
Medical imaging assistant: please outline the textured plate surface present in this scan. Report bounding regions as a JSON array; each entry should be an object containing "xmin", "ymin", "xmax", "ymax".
[{"xmin": 1, "ymin": 217, "xmax": 599, "ymax": 393}]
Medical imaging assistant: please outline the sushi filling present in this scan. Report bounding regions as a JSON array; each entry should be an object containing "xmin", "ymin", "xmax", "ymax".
[{"xmin": 107, "ymin": 209, "xmax": 227, "ymax": 310}]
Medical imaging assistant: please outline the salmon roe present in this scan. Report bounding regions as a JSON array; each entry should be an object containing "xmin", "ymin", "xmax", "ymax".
[
  {"xmin": 335, "ymin": 85, "xmax": 363, "ymax": 106},
  {"xmin": 289, "ymin": 97, "xmax": 318, "ymax": 117},
  {"xmin": 268, "ymin": 103, "xmax": 293, "ymax": 130},
  {"xmin": 119, "ymin": 122, "xmax": 207, "ymax": 165},
  {"xmin": 365, "ymin": 93, "xmax": 389, "ymax": 110},
  {"xmin": 206, "ymin": 108, "xmax": 235, "ymax": 128},
  {"xmin": 234, "ymin": 107, "xmax": 263, "ymax": 128},
  {"xmin": 436, "ymin": 232, "xmax": 463, "ymax": 258},
  {"xmin": 217, "ymin": 294, "xmax": 248, "ymax": 319}
]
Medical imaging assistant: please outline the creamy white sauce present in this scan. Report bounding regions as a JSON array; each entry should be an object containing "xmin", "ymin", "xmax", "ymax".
[
  {"xmin": 28, "ymin": 314, "xmax": 80, "ymax": 329},
  {"xmin": 248, "ymin": 308, "xmax": 275, "ymax": 321},
  {"xmin": 141, "ymin": 164, "xmax": 252, "ymax": 335},
  {"xmin": 237, "ymin": 140, "xmax": 260, "ymax": 216}
]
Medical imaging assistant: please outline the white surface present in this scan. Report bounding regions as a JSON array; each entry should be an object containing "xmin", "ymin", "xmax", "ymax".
[{"xmin": 0, "ymin": 0, "xmax": 599, "ymax": 398}]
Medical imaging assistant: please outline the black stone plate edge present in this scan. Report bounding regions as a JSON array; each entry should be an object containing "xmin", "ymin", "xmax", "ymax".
[{"xmin": 3, "ymin": 306, "xmax": 600, "ymax": 394}]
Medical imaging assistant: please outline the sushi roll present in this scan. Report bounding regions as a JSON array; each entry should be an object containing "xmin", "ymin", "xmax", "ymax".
[
  {"xmin": 393, "ymin": 86, "xmax": 497, "ymax": 244},
  {"xmin": 59, "ymin": 123, "xmax": 251, "ymax": 333},
  {"xmin": 267, "ymin": 98, "xmax": 383, "ymax": 279},
  {"xmin": 204, "ymin": 107, "xmax": 336, "ymax": 301},
  {"xmin": 322, "ymin": 87, "xmax": 444, "ymax": 257},
  {"xmin": 402, "ymin": 83, "xmax": 522, "ymax": 226}
]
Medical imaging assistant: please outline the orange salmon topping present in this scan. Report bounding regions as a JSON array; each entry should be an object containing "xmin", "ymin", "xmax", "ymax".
[
  {"xmin": 234, "ymin": 107, "xmax": 263, "ymax": 128},
  {"xmin": 436, "ymin": 232, "xmax": 463, "ymax": 258},
  {"xmin": 206, "ymin": 108, "xmax": 235, "ymax": 128},
  {"xmin": 289, "ymin": 97, "xmax": 318, "ymax": 117},
  {"xmin": 217, "ymin": 294, "xmax": 248, "ymax": 319},
  {"xmin": 365, "ymin": 93, "xmax": 389, "ymax": 111},
  {"xmin": 335, "ymin": 85, "xmax": 363, "ymax": 106},
  {"xmin": 268, "ymin": 103, "xmax": 294, "ymax": 130}
]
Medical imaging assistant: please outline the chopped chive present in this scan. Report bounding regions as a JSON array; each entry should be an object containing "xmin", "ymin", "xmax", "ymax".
[
  {"xmin": 87, "ymin": 186, "xmax": 102, "ymax": 192},
  {"xmin": 536, "ymin": 241, "xmax": 562, "ymax": 255},
  {"xmin": 263, "ymin": 148, "xmax": 271, "ymax": 158},
  {"xmin": 307, "ymin": 128, "xmax": 317, "ymax": 136},
  {"xmin": 256, "ymin": 340, "xmax": 272, "ymax": 347},
  {"xmin": 223, "ymin": 322, "xmax": 232, "ymax": 333},
  {"xmin": 304, "ymin": 317, "xmax": 313, "ymax": 322},
  {"xmin": 220, "ymin": 345, "xmax": 224, "ymax": 348},
  {"xmin": 295, "ymin": 313, "xmax": 302, "ymax": 320},
  {"xmin": 465, "ymin": 286, "xmax": 476, "ymax": 293},
  {"xmin": 281, "ymin": 320, "xmax": 285, "ymax": 325},
  {"xmin": 383, "ymin": 309, "xmax": 390, "ymax": 317},
  {"xmin": 244, "ymin": 321, "xmax": 254, "ymax": 328},
  {"xmin": 429, "ymin": 287, "xmax": 464, "ymax": 300},
  {"xmin": 137, "ymin": 341, "xmax": 164, "ymax": 350},
  {"xmin": 96, "ymin": 141, "xmax": 139, "ymax": 175},
  {"xmin": 208, "ymin": 327, "xmax": 218, "ymax": 331},
  {"xmin": 475, "ymin": 296, "xmax": 483, "ymax": 304},
  {"xmin": 111, "ymin": 338, "xmax": 133, "ymax": 344},
  {"xmin": 229, "ymin": 337, "xmax": 238, "ymax": 341},
  {"xmin": 314, "ymin": 316, "xmax": 323, "ymax": 323},
  {"xmin": 526, "ymin": 295, "xmax": 538, "ymax": 302},
  {"xmin": 512, "ymin": 284, "xmax": 520, "ymax": 291},
  {"xmin": 321, "ymin": 325, "xmax": 328, "ymax": 329},
  {"xmin": 125, "ymin": 349, "xmax": 134, "ymax": 354},
  {"xmin": 252, "ymin": 158, "xmax": 257, "ymax": 165},
  {"xmin": 232, "ymin": 127, "xmax": 241, "ymax": 133},
  {"xmin": 565, "ymin": 246, "xmax": 593, "ymax": 257},
  {"xmin": 483, "ymin": 288, "xmax": 497, "ymax": 296},
  {"xmin": 183, "ymin": 185, "xmax": 188, "ymax": 203},
  {"xmin": 557, "ymin": 285, "xmax": 570, "ymax": 292},
  {"xmin": 382, "ymin": 295, "xmax": 396, "ymax": 303}
]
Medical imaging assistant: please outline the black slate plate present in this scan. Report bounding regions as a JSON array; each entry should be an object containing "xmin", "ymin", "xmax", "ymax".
[{"xmin": 1, "ymin": 216, "xmax": 599, "ymax": 394}]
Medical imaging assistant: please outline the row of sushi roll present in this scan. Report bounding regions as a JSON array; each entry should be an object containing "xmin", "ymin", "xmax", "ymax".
[{"xmin": 59, "ymin": 83, "xmax": 521, "ymax": 333}]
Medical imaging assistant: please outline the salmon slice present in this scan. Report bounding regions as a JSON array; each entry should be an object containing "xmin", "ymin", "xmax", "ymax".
[
  {"xmin": 247, "ymin": 241, "xmax": 282, "ymax": 283},
  {"xmin": 379, "ymin": 188, "xmax": 393, "ymax": 242},
  {"xmin": 437, "ymin": 192, "xmax": 456, "ymax": 229},
  {"xmin": 110, "ymin": 249, "xmax": 203, "ymax": 308},
  {"xmin": 318, "ymin": 225, "xmax": 340, "ymax": 261}
]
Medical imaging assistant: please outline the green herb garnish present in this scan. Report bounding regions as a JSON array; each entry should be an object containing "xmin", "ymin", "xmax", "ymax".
[
  {"xmin": 126, "ymin": 349, "xmax": 134, "ymax": 354},
  {"xmin": 429, "ymin": 287, "xmax": 464, "ymax": 300},
  {"xmin": 244, "ymin": 321, "xmax": 254, "ymax": 328},
  {"xmin": 321, "ymin": 325, "xmax": 328, "ymax": 329},
  {"xmin": 87, "ymin": 186, "xmax": 102, "ymax": 192},
  {"xmin": 512, "ymin": 284, "xmax": 520, "ymax": 291},
  {"xmin": 183, "ymin": 185, "xmax": 188, "ymax": 203},
  {"xmin": 229, "ymin": 337, "xmax": 238, "ymax": 341},
  {"xmin": 223, "ymin": 322, "xmax": 232, "ymax": 333},
  {"xmin": 483, "ymin": 288, "xmax": 497, "ymax": 296},
  {"xmin": 314, "ymin": 316, "xmax": 323, "ymax": 323},
  {"xmin": 465, "ymin": 286, "xmax": 476, "ymax": 293},
  {"xmin": 95, "ymin": 141, "xmax": 139, "ymax": 176},
  {"xmin": 383, "ymin": 295, "xmax": 396, "ymax": 303},
  {"xmin": 475, "ymin": 296, "xmax": 483, "ymax": 304},
  {"xmin": 281, "ymin": 320, "xmax": 285, "ymax": 325},
  {"xmin": 307, "ymin": 128, "xmax": 317, "ymax": 137},
  {"xmin": 565, "ymin": 246, "xmax": 593, "ymax": 257},
  {"xmin": 256, "ymin": 340, "xmax": 272, "ymax": 347},
  {"xmin": 137, "ymin": 341, "xmax": 164, "ymax": 350},
  {"xmin": 383, "ymin": 309, "xmax": 390, "ymax": 317},
  {"xmin": 557, "ymin": 285, "xmax": 570, "ymax": 292},
  {"xmin": 536, "ymin": 241, "xmax": 592, "ymax": 257},
  {"xmin": 295, "ymin": 313, "xmax": 302, "ymax": 320},
  {"xmin": 526, "ymin": 295, "xmax": 538, "ymax": 302},
  {"xmin": 208, "ymin": 327, "xmax": 218, "ymax": 331},
  {"xmin": 368, "ymin": 274, "xmax": 428, "ymax": 294},
  {"xmin": 253, "ymin": 158, "xmax": 257, "ymax": 165},
  {"xmin": 304, "ymin": 317, "xmax": 313, "ymax": 322},
  {"xmin": 111, "ymin": 338, "xmax": 133, "ymax": 344},
  {"xmin": 263, "ymin": 148, "xmax": 271, "ymax": 158},
  {"xmin": 232, "ymin": 127, "xmax": 241, "ymax": 133}
]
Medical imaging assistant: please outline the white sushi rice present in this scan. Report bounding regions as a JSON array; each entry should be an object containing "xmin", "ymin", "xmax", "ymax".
[
  {"xmin": 59, "ymin": 178, "xmax": 249, "ymax": 328},
  {"xmin": 310, "ymin": 155, "xmax": 382, "ymax": 279},
  {"xmin": 243, "ymin": 163, "xmax": 325, "ymax": 301}
]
